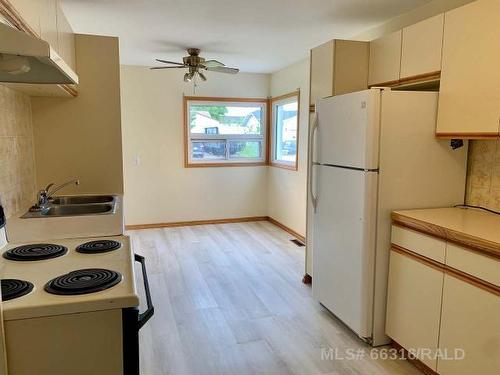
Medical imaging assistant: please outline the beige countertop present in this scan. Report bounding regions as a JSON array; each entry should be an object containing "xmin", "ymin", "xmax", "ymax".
[{"xmin": 392, "ymin": 207, "xmax": 500, "ymax": 257}]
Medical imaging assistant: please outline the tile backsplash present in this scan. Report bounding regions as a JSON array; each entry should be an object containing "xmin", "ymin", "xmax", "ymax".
[
  {"xmin": 0, "ymin": 85, "xmax": 37, "ymax": 218},
  {"xmin": 466, "ymin": 140, "xmax": 500, "ymax": 211}
]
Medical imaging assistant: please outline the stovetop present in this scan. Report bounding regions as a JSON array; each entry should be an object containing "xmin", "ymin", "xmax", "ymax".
[{"xmin": 0, "ymin": 235, "xmax": 139, "ymax": 321}]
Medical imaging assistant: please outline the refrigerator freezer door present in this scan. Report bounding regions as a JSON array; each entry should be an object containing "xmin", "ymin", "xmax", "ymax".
[
  {"xmin": 316, "ymin": 89, "xmax": 381, "ymax": 169},
  {"xmin": 312, "ymin": 165, "xmax": 378, "ymax": 339}
]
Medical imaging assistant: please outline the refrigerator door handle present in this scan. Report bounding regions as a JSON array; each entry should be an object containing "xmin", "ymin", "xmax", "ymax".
[{"xmin": 309, "ymin": 113, "xmax": 319, "ymax": 212}]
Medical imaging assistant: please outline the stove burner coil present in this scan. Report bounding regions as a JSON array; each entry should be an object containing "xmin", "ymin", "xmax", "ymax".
[
  {"xmin": 1, "ymin": 279, "xmax": 34, "ymax": 301},
  {"xmin": 44, "ymin": 268, "xmax": 122, "ymax": 295},
  {"xmin": 3, "ymin": 244, "xmax": 68, "ymax": 261},
  {"xmin": 76, "ymin": 240, "xmax": 121, "ymax": 254}
]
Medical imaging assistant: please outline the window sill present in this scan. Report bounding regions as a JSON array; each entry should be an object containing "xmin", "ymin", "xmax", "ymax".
[
  {"xmin": 269, "ymin": 161, "xmax": 298, "ymax": 171},
  {"xmin": 185, "ymin": 161, "xmax": 268, "ymax": 168}
]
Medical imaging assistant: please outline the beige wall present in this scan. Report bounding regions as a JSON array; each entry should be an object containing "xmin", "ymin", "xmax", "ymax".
[
  {"xmin": 120, "ymin": 65, "xmax": 270, "ymax": 225},
  {"xmin": 0, "ymin": 85, "xmax": 36, "ymax": 218},
  {"xmin": 31, "ymin": 34, "xmax": 123, "ymax": 195},
  {"xmin": 466, "ymin": 140, "xmax": 500, "ymax": 211},
  {"xmin": 353, "ymin": 0, "xmax": 474, "ymax": 41},
  {"xmin": 268, "ymin": 59, "xmax": 309, "ymax": 237}
]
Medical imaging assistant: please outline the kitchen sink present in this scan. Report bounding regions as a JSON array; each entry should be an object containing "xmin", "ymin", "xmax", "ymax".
[
  {"xmin": 21, "ymin": 195, "xmax": 118, "ymax": 218},
  {"xmin": 50, "ymin": 195, "xmax": 114, "ymax": 205},
  {"xmin": 40, "ymin": 204, "xmax": 114, "ymax": 217}
]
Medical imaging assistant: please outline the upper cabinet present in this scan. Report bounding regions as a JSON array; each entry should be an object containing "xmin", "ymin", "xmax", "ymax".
[
  {"xmin": 310, "ymin": 39, "xmax": 369, "ymax": 108},
  {"xmin": 436, "ymin": 0, "xmax": 500, "ymax": 138},
  {"xmin": 310, "ymin": 41, "xmax": 334, "ymax": 107},
  {"xmin": 368, "ymin": 14, "xmax": 444, "ymax": 87},
  {"xmin": 400, "ymin": 14, "xmax": 443, "ymax": 80},
  {"xmin": 368, "ymin": 30, "xmax": 401, "ymax": 86},
  {"xmin": 1, "ymin": 0, "xmax": 78, "ymax": 97},
  {"xmin": 8, "ymin": 0, "xmax": 40, "ymax": 35},
  {"xmin": 39, "ymin": 0, "xmax": 58, "ymax": 52},
  {"xmin": 56, "ymin": 2, "xmax": 76, "ymax": 71}
]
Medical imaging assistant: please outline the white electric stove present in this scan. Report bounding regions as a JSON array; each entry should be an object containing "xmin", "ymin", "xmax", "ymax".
[{"xmin": 0, "ymin": 213, "xmax": 153, "ymax": 375}]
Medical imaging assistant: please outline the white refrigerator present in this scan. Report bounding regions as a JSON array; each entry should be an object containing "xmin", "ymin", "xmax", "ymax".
[{"xmin": 309, "ymin": 89, "xmax": 467, "ymax": 346}]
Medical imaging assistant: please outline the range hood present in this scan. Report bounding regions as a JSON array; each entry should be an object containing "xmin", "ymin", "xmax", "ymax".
[{"xmin": 0, "ymin": 22, "xmax": 78, "ymax": 84}]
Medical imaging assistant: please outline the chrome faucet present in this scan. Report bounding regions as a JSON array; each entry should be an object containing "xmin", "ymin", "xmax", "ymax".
[{"xmin": 32, "ymin": 178, "xmax": 80, "ymax": 211}]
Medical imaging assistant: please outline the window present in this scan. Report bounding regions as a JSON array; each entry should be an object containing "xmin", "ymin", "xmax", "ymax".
[
  {"xmin": 270, "ymin": 91, "xmax": 300, "ymax": 170},
  {"xmin": 184, "ymin": 97, "xmax": 268, "ymax": 166}
]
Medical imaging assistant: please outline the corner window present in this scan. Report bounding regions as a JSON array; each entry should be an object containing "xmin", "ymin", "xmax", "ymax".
[
  {"xmin": 270, "ymin": 91, "xmax": 299, "ymax": 170},
  {"xmin": 184, "ymin": 97, "xmax": 267, "ymax": 167}
]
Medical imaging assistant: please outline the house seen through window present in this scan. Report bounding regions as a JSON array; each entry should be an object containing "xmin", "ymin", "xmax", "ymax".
[{"xmin": 185, "ymin": 97, "xmax": 267, "ymax": 166}]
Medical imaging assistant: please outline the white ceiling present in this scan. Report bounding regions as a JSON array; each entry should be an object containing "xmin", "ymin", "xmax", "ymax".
[{"xmin": 61, "ymin": 0, "xmax": 432, "ymax": 73}]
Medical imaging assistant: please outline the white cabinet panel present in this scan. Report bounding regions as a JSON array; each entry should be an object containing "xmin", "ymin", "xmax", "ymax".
[
  {"xmin": 368, "ymin": 30, "xmax": 402, "ymax": 86},
  {"xmin": 400, "ymin": 14, "xmax": 444, "ymax": 79},
  {"xmin": 437, "ymin": 0, "xmax": 500, "ymax": 137},
  {"xmin": 56, "ymin": 2, "xmax": 76, "ymax": 71},
  {"xmin": 438, "ymin": 274, "xmax": 500, "ymax": 374},
  {"xmin": 39, "ymin": 0, "xmax": 58, "ymax": 50},
  {"xmin": 386, "ymin": 250, "xmax": 443, "ymax": 371},
  {"xmin": 310, "ymin": 41, "xmax": 334, "ymax": 106}
]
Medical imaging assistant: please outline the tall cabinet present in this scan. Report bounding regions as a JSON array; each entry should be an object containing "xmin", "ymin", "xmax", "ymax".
[
  {"xmin": 309, "ymin": 39, "xmax": 369, "ymax": 109},
  {"xmin": 306, "ymin": 39, "xmax": 369, "ymax": 279}
]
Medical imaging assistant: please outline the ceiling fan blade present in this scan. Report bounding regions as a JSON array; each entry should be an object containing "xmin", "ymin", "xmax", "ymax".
[
  {"xmin": 206, "ymin": 66, "xmax": 239, "ymax": 74},
  {"xmin": 203, "ymin": 60, "xmax": 225, "ymax": 68},
  {"xmin": 155, "ymin": 59, "xmax": 185, "ymax": 66},
  {"xmin": 150, "ymin": 66, "xmax": 187, "ymax": 70}
]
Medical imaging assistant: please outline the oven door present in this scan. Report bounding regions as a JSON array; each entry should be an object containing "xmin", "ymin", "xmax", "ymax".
[
  {"xmin": 122, "ymin": 254, "xmax": 154, "ymax": 375},
  {"xmin": 0, "ymin": 298, "xmax": 8, "ymax": 375}
]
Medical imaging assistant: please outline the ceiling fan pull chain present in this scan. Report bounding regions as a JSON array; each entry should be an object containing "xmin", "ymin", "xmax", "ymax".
[{"xmin": 193, "ymin": 76, "xmax": 198, "ymax": 95}]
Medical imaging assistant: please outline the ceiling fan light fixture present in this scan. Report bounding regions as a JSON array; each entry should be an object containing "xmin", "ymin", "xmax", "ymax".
[{"xmin": 154, "ymin": 48, "xmax": 239, "ymax": 83}]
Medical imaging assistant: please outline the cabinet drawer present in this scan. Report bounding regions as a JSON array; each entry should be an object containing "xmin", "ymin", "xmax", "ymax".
[
  {"xmin": 391, "ymin": 225, "xmax": 446, "ymax": 263},
  {"xmin": 446, "ymin": 243, "xmax": 499, "ymax": 286}
]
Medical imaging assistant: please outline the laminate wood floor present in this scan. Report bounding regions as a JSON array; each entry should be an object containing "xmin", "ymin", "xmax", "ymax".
[{"xmin": 129, "ymin": 221, "xmax": 421, "ymax": 375}]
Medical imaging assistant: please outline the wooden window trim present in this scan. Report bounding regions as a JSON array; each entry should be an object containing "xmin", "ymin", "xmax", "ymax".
[
  {"xmin": 269, "ymin": 90, "xmax": 300, "ymax": 171},
  {"xmin": 183, "ymin": 96, "xmax": 269, "ymax": 168}
]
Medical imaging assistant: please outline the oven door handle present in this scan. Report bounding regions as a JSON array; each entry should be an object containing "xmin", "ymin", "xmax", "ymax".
[{"xmin": 135, "ymin": 254, "xmax": 155, "ymax": 329}]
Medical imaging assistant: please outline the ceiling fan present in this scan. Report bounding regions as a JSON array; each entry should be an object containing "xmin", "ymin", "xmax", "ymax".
[{"xmin": 151, "ymin": 48, "xmax": 239, "ymax": 82}]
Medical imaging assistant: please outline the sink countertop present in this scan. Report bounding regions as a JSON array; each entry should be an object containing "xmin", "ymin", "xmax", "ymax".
[
  {"xmin": 5, "ymin": 195, "xmax": 124, "ymax": 243},
  {"xmin": 392, "ymin": 207, "xmax": 500, "ymax": 257}
]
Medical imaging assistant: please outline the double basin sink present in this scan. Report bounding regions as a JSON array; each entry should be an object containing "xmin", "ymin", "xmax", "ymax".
[{"xmin": 22, "ymin": 195, "xmax": 117, "ymax": 218}]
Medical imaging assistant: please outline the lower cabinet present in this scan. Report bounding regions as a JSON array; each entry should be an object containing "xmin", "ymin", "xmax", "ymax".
[
  {"xmin": 386, "ymin": 249, "xmax": 443, "ymax": 371},
  {"xmin": 437, "ymin": 274, "xmax": 500, "ymax": 375},
  {"xmin": 387, "ymin": 225, "xmax": 500, "ymax": 374}
]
